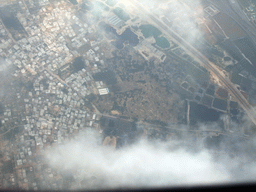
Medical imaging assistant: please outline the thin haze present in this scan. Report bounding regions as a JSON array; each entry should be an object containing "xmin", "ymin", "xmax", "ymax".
[{"xmin": 122, "ymin": 0, "xmax": 204, "ymax": 45}]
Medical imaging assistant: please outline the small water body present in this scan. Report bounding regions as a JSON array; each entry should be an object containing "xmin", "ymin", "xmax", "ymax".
[
  {"xmin": 104, "ymin": 24, "xmax": 139, "ymax": 49},
  {"xmin": 113, "ymin": 7, "xmax": 130, "ymax": 22},
  {"xmin": 189, "ymin": 101, "xmax": 223, "ymax": 123},
  {"xmin": 140, "ymin": 24, "xmax": 170, "ymax": 49},
  {"xmin": 155, "ymin": 36, "xmax": 170, "ymax": 49}
]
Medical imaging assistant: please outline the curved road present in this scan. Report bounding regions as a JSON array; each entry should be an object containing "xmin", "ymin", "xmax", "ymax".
[{"xmin": 130, "ymin": 0, "xmax": 256, "ymax": 126}]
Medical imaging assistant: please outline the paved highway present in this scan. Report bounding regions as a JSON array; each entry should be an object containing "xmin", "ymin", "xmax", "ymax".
[{"xmin": 129, "ymin": 0, "xmax": 256, "ymax": 126}]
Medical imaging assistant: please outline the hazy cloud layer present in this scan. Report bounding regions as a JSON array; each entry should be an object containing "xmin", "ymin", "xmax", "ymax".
[{"xmin": 44, "ymin": 128, "xmax": 256, "ymax": 190}]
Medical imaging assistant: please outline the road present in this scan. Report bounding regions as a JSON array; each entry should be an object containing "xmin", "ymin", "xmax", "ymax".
[{"xmin": 129, "ymin": 0, "xmax": 256, "ymax": 126}]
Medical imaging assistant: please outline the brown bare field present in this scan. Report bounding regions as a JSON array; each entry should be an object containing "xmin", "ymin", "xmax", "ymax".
[{"xmin": 213, "ymin": 12, "xmax": 246, "ymax": 39}]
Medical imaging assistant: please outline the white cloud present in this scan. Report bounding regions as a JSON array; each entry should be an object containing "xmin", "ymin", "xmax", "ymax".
[{"xmin": 45, "ymin": 129, "xmax": 233, "ymax": 190}]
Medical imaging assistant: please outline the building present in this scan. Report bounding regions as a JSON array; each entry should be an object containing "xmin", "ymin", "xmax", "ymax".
[{"xmin": 98, "ymin": 88, "xmax": 109, "ymax": 95}]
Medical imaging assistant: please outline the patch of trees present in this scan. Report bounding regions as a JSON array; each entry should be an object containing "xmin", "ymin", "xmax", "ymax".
[
  {"xmin": 72, "ymin": 57, "xmax": 85, "ymax": 73},
  {"xmin": 93, "ymin": 70, "xmax": 117, "ymax": 85}
]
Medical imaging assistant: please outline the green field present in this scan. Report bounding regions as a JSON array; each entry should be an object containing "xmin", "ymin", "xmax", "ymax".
[{"xmin": 231, "ymin": 73, "xmax": 242, "ymax": 84}]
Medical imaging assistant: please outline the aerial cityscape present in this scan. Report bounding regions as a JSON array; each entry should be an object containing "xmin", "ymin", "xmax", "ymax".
[{"xmin": 1, "ymin": 0, "xmax": 256, "ymax": 190}]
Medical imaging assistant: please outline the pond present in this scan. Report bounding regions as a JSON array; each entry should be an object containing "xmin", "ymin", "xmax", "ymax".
[
  {"xmin": 140, "ymin": 24, "xmax": 170, "ymax": 49},
  {"xmin": 106, "ymin": 0, "xmax": 118, "ymax": 7},
  {"xmin": 140, "ymin": 24, "xmax": 162, "ymax": 38},
  {"xmin": 104, "ymin": 23, "xmax": 139, "ymax": 49},
  {"xmin": 113, "ymin": 7, "xmax": 130, "ymax": 22},
  {"xmin": 189, "ymin": 101, "xmax": 223, "ymax": 123},
  {"xmin": 155, "ymin": 36, "xmax": 170, "ymax": 49}
]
